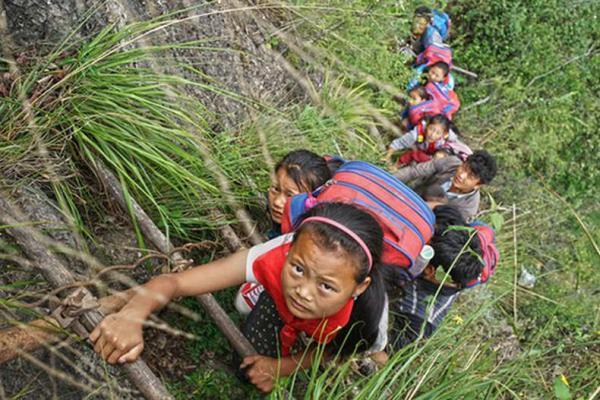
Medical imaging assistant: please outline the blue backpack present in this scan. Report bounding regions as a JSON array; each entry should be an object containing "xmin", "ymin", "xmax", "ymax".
[{"xmin": 431, "ymin": 9, "xmax": 451, "ymax": 40}]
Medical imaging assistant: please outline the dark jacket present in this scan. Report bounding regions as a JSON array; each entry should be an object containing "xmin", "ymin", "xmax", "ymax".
[{"xmin": 393, "ymin": 156, "xmax": 480, "ymax": 221}]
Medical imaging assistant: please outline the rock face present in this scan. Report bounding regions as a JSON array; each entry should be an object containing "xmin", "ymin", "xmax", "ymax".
[{"xmin": 2, "ymin": 0, "xmax": 298, "ymax": 128}]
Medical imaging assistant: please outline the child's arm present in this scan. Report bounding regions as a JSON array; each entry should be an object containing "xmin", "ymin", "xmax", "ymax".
[
  {"xmin": 383, "ymin": 147, "xmax": 395, "ymax": 163},
  {"xmin": 407, "ymin": 64, "xmax": 427, "ymax": 89},
  {"xmin": 89, "ymin": 249, "xmax": 249, "ymax": 364},
  {"xmin": 389, "ymin": 128, "xmax": 419, "ymax": 153},
  {"xmin": 241, "ymin": 348, "xmax": 319, "ymax": 393}
]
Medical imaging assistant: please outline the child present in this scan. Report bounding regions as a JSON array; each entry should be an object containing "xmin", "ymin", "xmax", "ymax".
[
  {"xmin": 411, "ymin": 6, "xmax": 450, "ymax": 55},
  {"xmin": 90, "ymin": 202, "xmax": 386, "ymax": 393},
  {"xmin": 393, "ymin": 150, "xmax": 497, "ymax": 221},
  {"xmin": 367, "ymin": 205, "xmax": 498, "ymax": 361},
  {"xmin": 398, "ymin": 85, "xmax": 443, "ymax": 131},
  {"xmin": 385, "ymin": 114, "xmax": 468, "ymax": 167},
  {"xmin": 408, "ymin": 44, "xmax": 453, "ymax": 90},
  {"xmin": 266, "ymin": 150, "xmax": 333, "ymax": 239},
  {"xmin": 427, "ymin": 61, "xmax": 455, "ymax": 90},
  {"xmin": 387, "ymin": 205, "xmax": 498, "ymax": 350},
  {"xmin": 425, "ymin": 62, "xmax": 461, "ymax": 119},
  {"xmin": 238, "ymin": 150, "xmax": 334, "ymax": 314}
]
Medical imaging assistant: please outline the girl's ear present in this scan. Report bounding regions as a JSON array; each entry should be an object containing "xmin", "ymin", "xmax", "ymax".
[{"xmin": 353, "ymin": 276, "xmax": 372, "ymax": 298}]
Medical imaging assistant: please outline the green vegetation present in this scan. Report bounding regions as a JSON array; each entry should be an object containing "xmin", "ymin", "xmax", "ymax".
[{"xmin": 1, "ymin": 0, "xmax": 598, "ymax": 399}]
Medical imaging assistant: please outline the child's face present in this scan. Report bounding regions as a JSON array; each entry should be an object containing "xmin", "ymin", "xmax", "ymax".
[
  {"xmin": 425, "ymin": 122, "xmax": 447, "ymax": 143},
  {"xmin": 408, "ymin": 91, "xmax": 425, "ymax": 106},
  {"xmin": 281, "ymin": 231, "xmax": 370, "ymax": 320},
  {"xmin": 412, "ymin": 17, "xmax": 429, "ymax": 36},
  {"xmin": 428, "ymin": 66, "xmax": 446, "ymax": 83},
  {"xmin": 268, "ymin": 168, "xmax": 303, "ymax": 224},
  {"xmin": 451, "ymin": 162, "xmax": 481, "ymax": 193}
]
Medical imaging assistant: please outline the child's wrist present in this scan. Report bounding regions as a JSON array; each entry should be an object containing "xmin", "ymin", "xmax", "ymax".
[{"xmin": 119, "ymin": 302, "xmax": 152, "ymax": 323}]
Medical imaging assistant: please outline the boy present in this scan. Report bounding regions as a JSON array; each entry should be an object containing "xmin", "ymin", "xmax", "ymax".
[
  {"xmin": 394, "ymin": 150, "xmax": 497, "ymax": 221},
  {"xmin": 411, "ymin": 7, "xmax": 444, "ymax": 54},
  {"xmin": 427, "ymin": 61, "xmax": 454, "ymax": 90}
]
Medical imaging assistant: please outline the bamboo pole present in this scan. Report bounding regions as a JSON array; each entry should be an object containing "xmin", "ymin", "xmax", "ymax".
[
  {"xmin": 0, "ymin": 194, "xmax": 174, "ymax": 400},
  {"xmin": 451, "ymin": 65, "xmax": 478, "ymax": 79},
  {"xmin": 93, "ymin": 158, "xmax": 257, "ymax": 358}
]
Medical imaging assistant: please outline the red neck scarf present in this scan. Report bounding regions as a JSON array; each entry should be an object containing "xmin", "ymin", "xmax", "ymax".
[{"xmin": 252, "ymin": 241, "xmax": 354, "ymax": 356}]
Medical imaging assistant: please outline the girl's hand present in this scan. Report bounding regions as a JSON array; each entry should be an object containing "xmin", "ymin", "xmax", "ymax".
[
  {"xmin": 89, "ymin": 310, "xmax": 145, "ymax": 364},
  {"xmin": 240, "ymin": 355, "xmax": 279, "ymax": 393}
]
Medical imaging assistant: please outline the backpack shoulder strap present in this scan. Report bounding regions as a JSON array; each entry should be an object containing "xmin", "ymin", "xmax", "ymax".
[
  {"xmin": 281, "ymin": 193, "xmax": 314, "ymax": 233},
  {"xmin": 416, "ymin": 120, "xmax": 426, "ymax": 143}
]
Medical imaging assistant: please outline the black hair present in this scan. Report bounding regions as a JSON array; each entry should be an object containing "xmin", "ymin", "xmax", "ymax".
[
  {"xmin": 431, "ymin": 205, "xmax": 483, "ymax": 286},
  {"xmin": 429, "ymin": 61, "xmax": 450, "ymax": 77},
  {"xmin": 427, "ymin": 114, "xmax": 451, "ymax": 133},
  {"xmin": 414, "ymin": 6, "xmax": 432, "ymax": 19},
  {"xmin": 432, "ymin": 204, "xmax": 465, "ymax": 236},
  {"xmin": 276, "ymin": 150, "xmax": 332, "ymax": 192},
  {"xmin": 408, "ymin": 85, "xmax": 431, "ymax": 101},
  {"xmin": 419, "ymin": 184, "xmax": 448, "ymax": 203},
  {"xmin": 449, "ymin": 120, "xmax": 461, "ymax": 136},
  {"xmin": 294, "ymin": 202, "xmax": 386, "ymax": 356},
  {"xmin": 326, "ymin": 157, "xmax": 344, "ymax": 176},
  {"xmin": 465, "ymin": 150, "xmax": 497, "ymax": 185}
]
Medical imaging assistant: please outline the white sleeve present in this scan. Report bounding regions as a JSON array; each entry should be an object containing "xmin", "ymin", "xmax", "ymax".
[
  {"xmin": 366, "ymin": 293, "xmax": 389, "ymax": 354},
  {"xmin": 245, "ymin": 233, "xmax": 295, "ymax": 283},
  {"xmin": 389, "ymin": 129, "xmax": 418, "ymax": 151}
]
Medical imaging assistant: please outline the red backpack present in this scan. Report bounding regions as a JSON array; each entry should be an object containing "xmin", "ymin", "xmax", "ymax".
[
  {"xmin": 416, "ymin": 43, "xmax": 453, "ymax": 68},
  {"xmin": 408, "ymin": 99, "xmax": 443, "ymax": 128},
  {"xmin": 281, "ymin": 160, "xmax": 435, "ymax": 279},
  {"xmin": 425, "ymin": 81, "xmax": 461, "ymax": 119},
  {"xmin": 463, "ymin": 222, "xmax": 500, "ymax": 288}
]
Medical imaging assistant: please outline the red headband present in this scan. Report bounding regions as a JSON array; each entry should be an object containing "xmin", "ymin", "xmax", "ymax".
[{"xmin": 300, "ymin": 216, "xmax": 373, "ymax": 270}]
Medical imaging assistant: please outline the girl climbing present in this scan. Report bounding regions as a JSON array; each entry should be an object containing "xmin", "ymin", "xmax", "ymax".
[
  {"xmin": 266, "ymin": 149, "xmax": 333, "ymax": 239},
  {"xmin": 90, "ymin": 202, "xmax": 386, "ymax": 393},
  {"xmin": 385, "ymin": 114, "xmax": 471, "ymax": 167}
]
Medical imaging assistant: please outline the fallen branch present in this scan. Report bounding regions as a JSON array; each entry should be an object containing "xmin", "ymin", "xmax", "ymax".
[
  {"xmin": 526, "ymin": 44, "xmax": 595, "ymax": 88},
  {"xmin": 0, "ymin": 193, "xmax": 173, "ymax": 400}
]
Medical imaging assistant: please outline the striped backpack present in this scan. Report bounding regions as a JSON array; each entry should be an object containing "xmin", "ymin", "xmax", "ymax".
[
  {"xmin": 281, "ymin": 160, "xmax": 435, "ymax": 279},
  {"xmin": 426, "ymin": 81, "xmax": 461, "ymax": 119},
  {"xmin": 407, "ymin": 98, "xmax": 443, "ymax": 128},
  {"xmin": 416, "ymin": 43, "xmax": 453, "ymax": 68}
]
